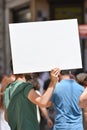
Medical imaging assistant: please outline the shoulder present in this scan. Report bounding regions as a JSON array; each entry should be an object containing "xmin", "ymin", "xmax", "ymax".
[{"xmin": 23, "ymin": 82, "xmax": 34, "ymax": 97}]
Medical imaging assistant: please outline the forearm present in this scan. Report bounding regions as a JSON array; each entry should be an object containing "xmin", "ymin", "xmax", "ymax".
[
  {"xmin": 40, "ymin": 107, "xmax": 49, "ymax": 120},
  {"xmin": 40, "ymin": 107, "xmax": 53, "ymax": 128},
  {"xmin": 36, "ymin": 81, "xmax": 56, "ymax": 107}
]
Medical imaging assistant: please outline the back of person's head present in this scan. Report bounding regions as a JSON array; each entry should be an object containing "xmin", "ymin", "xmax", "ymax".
[
  {"xmin": 60, "ymin": 69, "xmax": 75, "ymax": 79},
  {"xmin": 76, "ymin": 73, "xmax": 87, "ymax": 86},
  {"xmin": 60, "ymin": 70, "xmax": 70, "ymax": 75}
]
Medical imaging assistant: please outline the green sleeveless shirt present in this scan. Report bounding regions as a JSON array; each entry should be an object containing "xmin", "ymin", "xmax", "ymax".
[{"xmin": 4, "ymin": 81, "xmax": 40, "ymax": 130}]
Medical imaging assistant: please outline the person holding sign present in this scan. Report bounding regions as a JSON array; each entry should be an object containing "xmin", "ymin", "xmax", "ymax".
[{"xmin": 3, "ymin": 66, "xmax": 60, "ymax": 130}]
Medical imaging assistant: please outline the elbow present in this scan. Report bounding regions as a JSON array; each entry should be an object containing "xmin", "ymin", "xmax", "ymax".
[
  {"xmin": 38, "ymin": 99, "xmax": 48, "ymax": 107},
  {"xmin": 39, "ymin": 102, "xmax": 48, "ymax": 107},
  {"xmin": 39, "ymin": 101, "xmax": 52, "ymax": 108}
]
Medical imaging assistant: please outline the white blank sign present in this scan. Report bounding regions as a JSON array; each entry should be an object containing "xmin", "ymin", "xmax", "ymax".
[{"xmin": 9, "ymin": 19, "xmax": 82, "ymax": 74}]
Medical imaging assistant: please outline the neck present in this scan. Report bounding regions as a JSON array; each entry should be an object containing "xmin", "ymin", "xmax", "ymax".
[{"xmin": 59, "ymin": 75, "xmax": 70, "ymax": 80}]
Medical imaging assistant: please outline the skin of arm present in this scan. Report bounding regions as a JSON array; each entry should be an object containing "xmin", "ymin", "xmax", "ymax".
[
  {"xmin": 35, "ymin": 89, "xmax": 53, "ymax": 128},
  {"xmin": 28, "ymin": 68, "xmax": 60, "ymax": 107},
  {"xmin": 79, "ymin": 87, "xmax": 87, "ymax": 108},
  {"xmin": 40, "ymin": 106, "xmax": 53, "ymax": 128}
]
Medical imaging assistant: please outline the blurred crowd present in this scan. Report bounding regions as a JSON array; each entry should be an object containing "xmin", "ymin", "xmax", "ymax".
[{"xmin": 0, "ymin": 68, "xmax": 87, "ymax": 130}]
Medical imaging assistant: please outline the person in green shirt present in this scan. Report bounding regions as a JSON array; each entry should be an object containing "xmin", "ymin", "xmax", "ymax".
[{"xmin": 3, "ymin": 67, "xmax": 60, "ymax": 130}]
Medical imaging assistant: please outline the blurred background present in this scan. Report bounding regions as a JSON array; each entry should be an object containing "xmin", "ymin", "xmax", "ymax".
[{"xmin": 0, "ymin": 0, "xmax": 87, "ymax": 78}]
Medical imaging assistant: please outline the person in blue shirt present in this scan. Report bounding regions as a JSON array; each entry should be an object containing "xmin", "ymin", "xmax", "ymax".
[{"xmin": 50, "ymin": 70, "xmax": 84, "ymax": 130}]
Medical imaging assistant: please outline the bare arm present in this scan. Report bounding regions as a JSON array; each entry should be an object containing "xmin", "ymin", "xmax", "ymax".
[
  {"xmin": 28, "ymin": 68, "xmax": 60, "ymax": 107},
  {"xmin": 79, "ymin": 88, "xmax": 87, "ymax": 108},
  {"xmin": 40, "ymin": 107, "xmax": 53, "ymax": 128}
]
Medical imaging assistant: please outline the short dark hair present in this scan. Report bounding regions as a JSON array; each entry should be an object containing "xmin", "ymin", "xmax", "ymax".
[
  {"xmin": 60, "ymin": 69, "xmax": 76, "ymax": 75},
  {"xmin": 60, "ymin": 70, "xmax": 70, "ymax": 75}
]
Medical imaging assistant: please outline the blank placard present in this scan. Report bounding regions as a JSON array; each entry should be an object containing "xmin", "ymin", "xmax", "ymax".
[{"xmin": 9, "ymin": 19, "xmax": 82, "ymax": 74}]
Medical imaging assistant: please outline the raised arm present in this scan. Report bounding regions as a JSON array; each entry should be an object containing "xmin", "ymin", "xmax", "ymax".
[{"xmin": 28, "ymin": 68, "xmax": 60, "ymax": 107}]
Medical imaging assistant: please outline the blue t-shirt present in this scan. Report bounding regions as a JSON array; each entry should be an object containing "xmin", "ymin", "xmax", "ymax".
[{"xmin": 51, "ymin": 79, "xmax": 84, "ymax": 130}]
